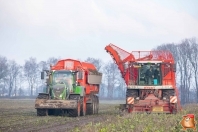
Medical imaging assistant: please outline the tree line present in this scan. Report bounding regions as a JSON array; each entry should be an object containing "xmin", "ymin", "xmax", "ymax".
[
  {"xmin": 155, "ymin": 38, "xmax": 198, "ymax": 104},
  {"xmin": 0, "ymin": 37, "xmax": 197, "ymax": 104},
  {"xmin": 0, "ymin": 56, "xmax": 125, "ymax": 99}
]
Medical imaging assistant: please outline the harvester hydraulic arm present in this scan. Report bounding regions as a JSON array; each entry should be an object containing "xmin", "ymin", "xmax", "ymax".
[{"xmin": 105, "ymin": 44, "xmax": 135, "ymax": 79}]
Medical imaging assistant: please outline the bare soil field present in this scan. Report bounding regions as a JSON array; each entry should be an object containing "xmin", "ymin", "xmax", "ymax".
[{"xmin": 0, "ymin": 99, "xmax": 197, "ymax": 132}]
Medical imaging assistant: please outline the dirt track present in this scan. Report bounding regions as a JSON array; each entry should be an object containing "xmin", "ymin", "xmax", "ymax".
[{"xmin": 0, "ymin": 99, "xmax": 121, "ymax": 132}]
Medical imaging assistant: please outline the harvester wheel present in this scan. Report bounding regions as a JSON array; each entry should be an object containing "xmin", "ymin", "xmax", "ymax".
[
  {"xmin": 68, "ymin": 101, "xmax": 80, "ymax": 117},
  {"xmin": 126, "ymin": 90, "xmax": 138, "ymax": 98},
  {"xmin": 172, "ymin": 103, "xmax": 178, "ymax": 114},
  {"xmin": 162, "ymin": 89, "xmax": 174, "ymax": 99},
  {"xmin": 80, "ymin": 97, "xmax": 86, "ymax": 116}
]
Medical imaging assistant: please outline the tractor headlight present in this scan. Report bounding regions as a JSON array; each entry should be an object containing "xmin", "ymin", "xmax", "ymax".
[{"xmin": 163, "ymin": 97, "xmax": 166, "ymax": 100}]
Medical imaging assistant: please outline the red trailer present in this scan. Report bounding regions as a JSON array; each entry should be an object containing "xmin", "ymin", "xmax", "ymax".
[{"xmin": 105, "ymin": 44, "xmax": 181, "ymax": 114}]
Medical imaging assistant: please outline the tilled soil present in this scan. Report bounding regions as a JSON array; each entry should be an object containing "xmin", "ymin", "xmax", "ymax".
[{"xmin": 0, "ymin": 99, "xmax": 118, "ymax": 132}]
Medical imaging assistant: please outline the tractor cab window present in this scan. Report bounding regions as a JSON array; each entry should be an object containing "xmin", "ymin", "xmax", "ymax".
[
  {"xmin": 53, "ymin": 71, "xmax": 73, "ymax": 89},
  {"xmin": 138, "ymin": 63, "xmax": 161, "ymax": 85}
]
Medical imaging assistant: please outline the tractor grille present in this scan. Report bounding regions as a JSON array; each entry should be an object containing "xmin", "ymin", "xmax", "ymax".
[{"xmin": 52, "ymin": 85, "xmax": 65, "ymax": 99}]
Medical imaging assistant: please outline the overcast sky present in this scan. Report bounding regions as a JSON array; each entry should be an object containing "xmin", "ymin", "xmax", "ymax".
[{"xmin": 0, "ymin": 0, "xmax": 198, "ymax": 65}]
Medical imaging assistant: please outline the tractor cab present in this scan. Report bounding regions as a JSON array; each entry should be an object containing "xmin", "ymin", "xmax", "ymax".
[
  {"xmin": 53, "ymin": 70, "xmax": 76, "ymax": 88},
  {"xmin": 41, "ymin": 70, "xmax": 79, "ymax": 100}
]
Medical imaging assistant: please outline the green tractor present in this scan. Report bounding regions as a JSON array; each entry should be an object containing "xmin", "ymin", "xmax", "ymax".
[{"xmin": 35, "ymin": 59, "xmax": 102, "ymax": 117}]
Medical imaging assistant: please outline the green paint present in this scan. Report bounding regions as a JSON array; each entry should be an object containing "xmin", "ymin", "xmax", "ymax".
[
  {"xmin": 59, "ymin": 85, "xmax": 67, "ymax": 99},
  {"xmin": 74, "ymin": 86, "xmax": 83, "ymax": 96},
  {"xmin": 48, "ymin": 70, "xmax": 80, "ymax": 99}
]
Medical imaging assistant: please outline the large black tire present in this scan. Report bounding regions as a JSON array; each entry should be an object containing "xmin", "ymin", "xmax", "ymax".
[
  {"xmin": 162, "ymin": 89, "xmax": 175, "ymax": 99},
  {"xmin": 94, "ymin": 95, "xmax": 99, "ymax": 114},
  {"xmin": 48, "ymin": 109, "xmax": 55, "ymax": 116},
  {"xmin": 126, "ymin": 89, "xmax": 138, "ymax": 103},
  {"xmin": 80, "ymin": 97, "xmax": 86, "ymax": 116},
  {"xmin": 36, "ymin": 94, "xmax": 49, "ymax": 116},
  {"xmin": 36, "ymin": 94, "xmax": 49, "ymax": 99},
  {"xmin": 126, "ymin": 90, "xmax": 137, "ymax": 113},
  {"xmin": 172, "ymin": 103, "xmax": 178, "ymax": 114},
  {"xmin": 126, "ymin": 90, "xmax": 138, "ymax": 98},
  {"xmin": 68, "ymin": 102, "xmax": 80, "ymax": 117},
  {"xmin": 37, "ymin": 109, "xmax": 47, "ymax": 116},
  {"xmin": 86, "ymin": 96, "xmax": 95, "ymax": 115},
  {"xmin": 68, "ymin": 95, "xmax": 80, "ymax": 117}
]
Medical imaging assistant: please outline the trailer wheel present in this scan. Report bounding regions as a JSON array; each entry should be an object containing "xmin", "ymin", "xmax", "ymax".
[
  {"xmin": 68, "ymin": 101, "xmax": 80, "ymax": 117},
  {"xmin": 94, "ymin": 95, "xmax": 99, "ymax": 114},
  {"xmin": 93, "ymin": 95, "xmax": 99, "ymax": 114},
  {"xmin": 86, "ymin": 96, "xmax": 95, "ymax": 115},
  {"xmin": 80, "ymin": 97, "xmax": 86, "ymax": 116}
]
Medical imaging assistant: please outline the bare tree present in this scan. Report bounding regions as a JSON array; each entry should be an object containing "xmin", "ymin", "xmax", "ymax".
[
  {"xmin": 177, "ymin": 40, "xmax": 193, "ymax": 104},
  {"xmin": 7, "ymin": 60, "xmax": 21, "ymax": 97},
  {"xmin": 186, "ymin": 38, "xmax": 198, "ymax": 102},
  {"xmin": 84, "ymin": 57, "xmax": 103, "ymax": 72},
  {"xmin": 103, "ymin": 61, "xmax": 120, "ymax": 99},
  {"xmin": 0, "ymin": 56, "xmax": 8, "ymax": 83},
  {"xmin": 0, "ymin": 56, "xmax": 9, "ymax": 96},
  {"xmin": 17, "ymin": 71, "xmax": 25, "ymax": 96},
  {"xmin": 24, "ymin": 57, "xmax": 38, "ymax": 96},
  {"xmin": 155, "ymin": 38, "xmax": 198, "ymax": 104},
  {"xmin": 38, "ymin": 61, "xmax": 48, "ymax": 71},
  {"xmin": 47, "ymin": 57, "xmax": 59, "ymax": 67}
]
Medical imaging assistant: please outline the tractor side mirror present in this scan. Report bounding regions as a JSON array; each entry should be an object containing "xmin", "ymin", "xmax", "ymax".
[
  {"xmin": 173, "ymin": 64, "xmax": 176, "ymax": 72},
  {"xmin": 78, "ymin": 71, "xmax": 83, "ymax": 80},
  {"xmin": 41, "ymin": 71, "xmax": 45, "ymax": 80}
]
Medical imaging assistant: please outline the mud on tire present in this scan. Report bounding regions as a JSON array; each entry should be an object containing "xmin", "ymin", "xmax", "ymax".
[
  {"xmin": 68, "ymin": 95, "xmax": 80, "ymax": 117},
  {"xmin": 37, "ymin": 109, "xmax": 47, "ymax": 116},
  {"xmin": 80, "ymin": 97, "xmax": 86, "ymax": 116},
  {"xmin": 94, "ymin": 95, "xmax": 99, "ymax": 114},
  {"xmin": 36, "ymin": 94, "xmax": 49, "ymax": 116},
  {"xmin": 86, "ymin": 95, "xmax": 95, "ymax": 115}
]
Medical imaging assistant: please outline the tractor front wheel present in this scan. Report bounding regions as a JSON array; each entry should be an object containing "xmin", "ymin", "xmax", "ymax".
[{"xmin": 68, "ymin": 101, "xmax": 80, "ymax": 117}]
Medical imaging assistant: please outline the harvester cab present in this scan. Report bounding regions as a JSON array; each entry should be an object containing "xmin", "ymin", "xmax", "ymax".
[{"xmin": 136, "ymin": 62, "xmax": 162, "ymax": 86}]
